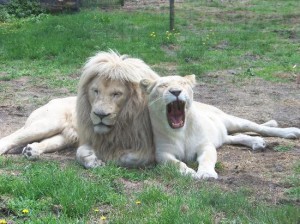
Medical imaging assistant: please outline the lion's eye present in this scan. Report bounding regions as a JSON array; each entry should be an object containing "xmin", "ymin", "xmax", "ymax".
[
  {"xmin": 94, "ymin": 89, "xmax": 99, "ymax": 95},
  {"xmin": 112, "ymin": 91, "xmax": 122, "ymax": 97},
  {"xmin": 158, "ymin": 84, "xmax": 168, "ymax": 88}
]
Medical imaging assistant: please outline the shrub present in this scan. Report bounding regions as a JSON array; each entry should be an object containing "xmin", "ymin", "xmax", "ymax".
[
  {"xmin": 0, "ymin": 5, "xmax": 10, "ymax": 21},
  {"xmin": 6, "ymin": 0, "xmax": 44, "ymax": 18}
]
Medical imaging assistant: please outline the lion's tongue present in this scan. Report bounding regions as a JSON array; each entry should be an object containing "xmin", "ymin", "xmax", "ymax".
[{"xmin": 167, "ymin": 101, "xmax": 185, "ymax": 129}]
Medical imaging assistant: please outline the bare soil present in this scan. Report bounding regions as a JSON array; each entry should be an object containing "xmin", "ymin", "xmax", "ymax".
[
  {"xmin": 1, "ymin": 71, "xmax": 299, "ymax": 205},
  {"xmin": 195, "ymin": 72, "xmax": 300, "ymax": 204}
]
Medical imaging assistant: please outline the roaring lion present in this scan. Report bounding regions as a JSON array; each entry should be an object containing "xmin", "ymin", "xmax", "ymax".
[
  {"xmin": 140, "ymin": 75, "xmax": 300, "ymax": 179},
  {"xmin": 0, "ymin": 51, "xmax": 159, "ymax": 167}
]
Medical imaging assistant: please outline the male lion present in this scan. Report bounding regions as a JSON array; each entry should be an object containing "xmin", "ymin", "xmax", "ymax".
[
  {"xmin": 140, "ymin": 75, "xmax": 300, "ymax": 179},
  {"xmin": 75, "ymin": 51, "xmax": 159, "ymax": 168},
  {"xmin": 0, "ymin": 51, "xmax": 159, "ymax": 167}
]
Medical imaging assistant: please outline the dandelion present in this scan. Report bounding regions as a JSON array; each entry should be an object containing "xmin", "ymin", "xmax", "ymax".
[
  {"xmin": 150, "ymin": 32, "xmax": 156, "ymax": 38},
  {"xmin": 22, "ymin": 209, "xmax": 29, "ymax": 214},
  {"xmin": 0, "ymin": 219, "xmax": 7, "ymax": 224},
  {"xmin": 135, "ymin": 200, "xmax": 141, "ymax": 205},
  {"xmin": 100, "ymin": 215, "xmax": 107, "ymax": 220},
  {"xmin": 94, "ymin": 208, "xmax": 100, "ymax": 212}
]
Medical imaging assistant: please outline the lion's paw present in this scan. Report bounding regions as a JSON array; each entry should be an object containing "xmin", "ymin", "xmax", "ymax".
[
  {"xmin": 83, "ymin": 158, "xmax": 105, "ymax": 169},
  {"xmin": 0, "ymin": 140, "xmax": 10, "ymax": 155},
  {"xmin": 180, "ymin": 166, "xmax": 197, "ymax": 177},
  {"xmin": 195, "ymin": 169, "xmax": 218, "ymax": 180},
  {"xmin": 251, "ymin": 137, "xmax": 266, "ymax": 151},
  {"xmin": 282, "ymin": 128, "xmax": 300, "ymax": 139},
  {"xmin": 22, "ymin": 144, "xmax": 41, "ymax": 161},
  {"xmin": 0, "ymin": 146, "xmax": 9, "ymax": 155}
]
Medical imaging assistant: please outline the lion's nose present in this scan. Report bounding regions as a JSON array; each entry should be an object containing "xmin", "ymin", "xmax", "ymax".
[
  {"xmin": 169, "ymin": 90, "xmax": 182, "ymax": 97},
  {"xmin": 94, "ymin": 112, "xmax": 111, "ymax": 119}
]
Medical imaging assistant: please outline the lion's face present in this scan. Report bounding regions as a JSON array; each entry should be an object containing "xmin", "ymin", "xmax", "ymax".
[
  {"xmin": 141, "ymin": 75, "xmax": 196, "ymax": 129},
  {"xmin": 88, "ymin": 76, "xmax": 130, "ymax": 134}
]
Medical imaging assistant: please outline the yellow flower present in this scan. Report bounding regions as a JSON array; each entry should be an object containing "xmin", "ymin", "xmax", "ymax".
[
  {"xmin": 135, "ymin": 200, "xmax": 141, "ymax": 205},
  {"xmin": 150, "ymin": 32, "xmax": 156, "ymax": 38},
  {"xmin": 100, "ymin": 215, "xmax": 107, "ymax": 220},
  {"xmin": 0, "ymin": 219, "xmax": 7, "ymax": 224},
  {"xmin": 94, "ymin": 208, "xmax": 99, "ymax": 212},
  {"xmin": 22, "ymin": 209, "xmax": 29, "ymax": 214}
]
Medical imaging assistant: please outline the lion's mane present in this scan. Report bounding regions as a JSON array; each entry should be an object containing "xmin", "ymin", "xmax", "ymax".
[{"xmin": 76, "ymin": 50, "xmax": 159, "ymax": 166}]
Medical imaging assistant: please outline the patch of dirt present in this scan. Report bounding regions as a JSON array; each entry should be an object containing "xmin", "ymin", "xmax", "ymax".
[
  {"xmin": 0, "ymin": 71, "xmax": 299, "ymax": 205},
  {"xmin": 194, "ymin": 71, "xmax": 300, "ymax": 203}
]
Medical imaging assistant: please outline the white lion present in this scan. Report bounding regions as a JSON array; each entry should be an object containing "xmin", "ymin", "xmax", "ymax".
[
  {"xmin": 0, "ymin": 97, "xmax": 78, "ymax": 159},
  {"xmin": 140, "ymin": 75, "xmax": 300, "ymax": 179},
  {"xmin": 75, "ymin": 50, "xmax": 159, "ymax": 168},
  {"xmin": 0, "ymin": 51, "xmax": 159, "ymax": 167}
]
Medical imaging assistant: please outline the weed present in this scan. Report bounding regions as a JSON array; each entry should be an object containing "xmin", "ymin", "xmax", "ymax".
[{"xmin": 274, "ymin": 144, "xmax": 294, "ymax": 152}]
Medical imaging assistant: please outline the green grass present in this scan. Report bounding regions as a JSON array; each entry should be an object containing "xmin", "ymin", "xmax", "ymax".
[
  {"xmin": 1, "ymin": 0, "xmax": 299, "ymax": 91},
  {"xmin": 285, "ymin": 162, "xmax": 300, "ymax": 202},
  {"xmin": 274, "ymin": 144, "xmax": 294, "ymax": 152},
  {"xmin": 1, "ymin": 0, "xmax": 300, "ymax": 223},
  {"xmin": 1, "ymin": 158, "xmax": 299, "ymax": 223}
]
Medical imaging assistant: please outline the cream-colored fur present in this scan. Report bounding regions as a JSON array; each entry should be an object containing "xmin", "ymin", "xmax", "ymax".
[
  {"xmin": 0, "ymin": 51, "xmax": 159, "ymax": 166},
  {"xmin": 0, "ymin": 97, "xmax": 78, "ymax": 159},
  {"xmin": 141, "ymin": 75, "xmax": 300, "ymax": 179},
  {"xmin": 76, "ymin": 50, "xmax": 159, "ymax": 168}
]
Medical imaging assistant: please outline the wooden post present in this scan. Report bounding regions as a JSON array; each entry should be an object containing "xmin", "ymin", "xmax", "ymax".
[{"xmin": 170, "ymin": 0, "xmax": 175, "ymax": 31}]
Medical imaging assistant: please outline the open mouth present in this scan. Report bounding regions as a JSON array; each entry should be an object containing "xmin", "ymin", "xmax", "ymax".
[{"xmin": 167, "ymin": 99, "xmax": 185, "ymax": 129}]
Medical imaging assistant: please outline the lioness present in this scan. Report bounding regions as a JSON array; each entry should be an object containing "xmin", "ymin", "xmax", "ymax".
[
  {"xmin": 0, "ymin": 97, "xmax": 78, "ymax": 158},
  {"xmin": 140, "ymin": 75, "xmax": 300, "ymax": 179}
]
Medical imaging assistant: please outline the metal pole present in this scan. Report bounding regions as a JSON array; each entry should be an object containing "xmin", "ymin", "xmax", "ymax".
[{"xmin": 170, "ymin": 0, "xmax": 175, "ymax": 31}]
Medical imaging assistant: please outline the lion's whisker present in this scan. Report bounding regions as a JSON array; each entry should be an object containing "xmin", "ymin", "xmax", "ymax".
[{"xmin": 148, "ymin": 96, "xmax": 163, "ymax": 107}]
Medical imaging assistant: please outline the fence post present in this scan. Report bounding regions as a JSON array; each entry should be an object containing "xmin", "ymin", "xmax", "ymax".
[{"xmin": 170, "ymin": 0, "xmax": 175, "ymax": 31}]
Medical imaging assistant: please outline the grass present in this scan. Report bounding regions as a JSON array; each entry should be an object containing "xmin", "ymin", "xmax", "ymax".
[
  {"xmin": 0, "ymin": 0, "xmax": 300, "ymax": 92},
  {"xmin": 274, "ymin": 144, "xmax": 294, "ymax": 152},
  {"xmin": 1, "ymin": 158, "xmax": 299, "ymax": 223},
  {"xmin": 0, "ymin": 0, "xmax": 300, "ymax": 223}
]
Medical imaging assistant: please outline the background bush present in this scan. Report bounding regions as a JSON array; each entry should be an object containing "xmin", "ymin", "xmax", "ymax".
[{"xmin": 6, "ymin": 0, "xmax": 44, "ymax": 18}]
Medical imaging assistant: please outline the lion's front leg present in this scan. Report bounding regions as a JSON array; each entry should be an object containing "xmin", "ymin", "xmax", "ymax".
[
  {"xmin": 195, "ymin": 143, "xmax": 218, "ymax": 179},
  {"xmin": 156, "ymin": 151, "xmax": 197, "ymax": 177},
  {"xmin": 76, "ymin": 144, "xmax": 105, "ymax": 169},
  {"xmin": 118, "ymin": 149, "xmax": 155, "ymax": 168}
]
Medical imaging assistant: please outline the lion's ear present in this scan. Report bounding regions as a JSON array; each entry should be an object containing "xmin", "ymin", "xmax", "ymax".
[
  {"xmin": 184, "ymin": 74, "xmax": 196, "ymax": 87},
  {"xmin": 140, "ymin": 79, "xmax": 156, "ymax": 94}
]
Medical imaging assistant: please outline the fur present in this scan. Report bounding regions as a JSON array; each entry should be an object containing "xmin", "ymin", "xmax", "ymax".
[
  {"xmin": 0, "ymin": 50, "xmax": 159, "ymax": 167},
  {"xmin": 141, "ymin": 75, "xmax": 300, "ymax": 179},
  {"xmin": 0, "ymin": 97, "xmax": 78, "ymax": 159},
  {"xmin": 76, "ymin": 50, "xmax": 159, "ymax": 168}
]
